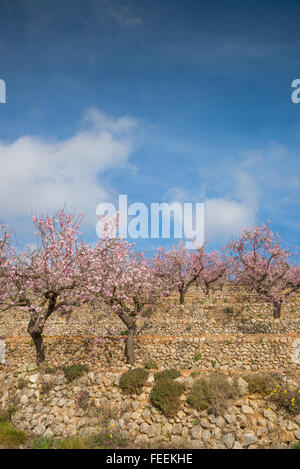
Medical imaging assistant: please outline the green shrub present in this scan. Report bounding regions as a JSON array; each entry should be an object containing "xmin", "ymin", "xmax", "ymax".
[
  {"xmin": 119, "ymin": 368, "xmax": 149, "ymax": 395},
  {"xmin": 62, "ymin": 364, "xmax": 88, "ymax": 382},
  {"xmin": 154, "ymin": 369, "xmax": 181, "ymax": 382},
  {"xmin": 186, "ymin": 372, "xmax": 239, "ymax": 416},
  {"xmin": 144, "ymin": 360, "xmax": 158, "ymax": 370},
  {"xmin": 186, "ymin": 378, "xmax": 211, "ymax": 411},
  {"xmin": 150, "ymin": 379, "xmax": 185, "ymax": 417}
]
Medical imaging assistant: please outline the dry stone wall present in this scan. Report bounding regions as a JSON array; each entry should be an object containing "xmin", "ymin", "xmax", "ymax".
[
  {"xmin": 1, "ymin": 334, "xmax": 299, "ymax": 373},
  {"xmin": 0, "ymin": 368, "xmax": 299, "ymax": 449}
]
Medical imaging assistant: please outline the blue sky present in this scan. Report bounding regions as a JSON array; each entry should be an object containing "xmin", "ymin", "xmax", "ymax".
[{"xmin": 0, "ymin": 0, "xmax": 300, "ymax": 255}]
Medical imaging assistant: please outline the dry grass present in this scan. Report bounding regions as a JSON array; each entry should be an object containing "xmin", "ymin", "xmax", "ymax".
[{"xmin": 186, "ymin": 371, "xmax": 239, "ymax": 415}]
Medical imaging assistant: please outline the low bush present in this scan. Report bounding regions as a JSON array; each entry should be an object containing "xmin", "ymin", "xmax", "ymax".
[
  {"xmin": 186, "ymin": 372, "xmax": 239, "ymax": 415},
  {"xmin": 144, "ymin": 360, "xmax": 158, "ymax": 370},
  {"xmin": 154, "ymin": 369, "xmax": 181, "ymax": 382},
  {"xmin": 119, "ymin": 368, "xmax": 149, "ymax": 395},
  {"xmin": 243, "ymin": 372, "xmax": 279, "ymax": 395},
  {"xmin": 92, "ymin": 425, "xmax": 127, "ymax": 449},
  {"xmin": 150, "ymin": 379, "xmax": 185, "ymax": 417},
  {"xmin": 268, "ymin": 384, "xmax": 300, "ymax": 415},
  {"xmin": 62, "ymin": 364, "xmax": 88, "ymax": 382}
]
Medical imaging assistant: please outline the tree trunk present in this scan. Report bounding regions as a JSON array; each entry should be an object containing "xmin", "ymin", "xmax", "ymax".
[
  {"xmin": 125, "ymin": 322, "xmax": 136, "ymax": 365},
  {"xmin": 116, "ymin": 310, "xmax": 137, "ymax": 365},
  {"xmin": 179, "ymin": 289, "xmax": 185, "ymax": 305},
  {"xmin": 27, "ymin": 318, "xmax": 45, "ymax": 365},
  {"xmin": 27, "ymin": 293, "xmax": 57, "ymax": 365},
  {"xmin": 273, "ymin": 302, "xmax": 281, "ymax": 319},
  {"xmin": 205, "ymin": 284, "xmax": 210, "ymax": 296}
]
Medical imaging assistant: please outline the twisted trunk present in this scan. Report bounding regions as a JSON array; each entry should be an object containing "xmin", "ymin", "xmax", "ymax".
[
  {"xmin": 116, "ymin": 310, "xmax": 137, "ymax": 365},
  {"xmin": 125, "ymin": 321, "xmax": 136, "ymax": 365},
  {"xmin": 27, "ymin": 316, "xmax": 45, "ymax": 365},
  {"xmin": 27, "ymin": 292, "xmax": 57, "ymax": 365}
]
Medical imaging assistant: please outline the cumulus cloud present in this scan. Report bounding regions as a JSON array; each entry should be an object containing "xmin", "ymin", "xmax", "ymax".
[
  {"xmin": 204, "ymin": 197, "xmax": 256, "ymax": 242},
  {"xmin": 0, "ymin": 108, "xmax": 138, "ymax": 230},
  {"xmin": 164, "ymin": 166, "xmax": 258, "ymax": 245}
]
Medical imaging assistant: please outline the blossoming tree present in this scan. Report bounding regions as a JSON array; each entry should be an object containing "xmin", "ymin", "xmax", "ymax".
[
  {"xmin": 227, "ymin": 222, "xmax": 300, "ymax": 318},
  {"xmin": 152, "ymin": 242, "xmax": 206, "ymax": 304},
  {"xmin": 199, "ymin": 249, "xmax": 231, "ymax": 296},
  {"xmin": 2, "ymin": 209, "xmax": 86, "ymax": 364},
  {"xmin": 85, "ymin": 240, "xmax": 172, "ymax": 365},
  {"xmin": 0, "ymin": 224, "xmax": 14, "ymax": 307}
]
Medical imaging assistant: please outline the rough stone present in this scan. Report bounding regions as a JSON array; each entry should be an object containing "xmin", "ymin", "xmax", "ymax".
[
  {"xmin": 223, "ymin": 433, "xmax": 235, "ymax": 449},
  {"xmin": 190, "ymin": 425, "xmax": 202, "ymax": 440},
  {"xmin": 263, "ymin": 409, "xmax": 277, "ymax": 421},
  {"xmin": 242, "ymin": 432, "xmax": 257, "ymax": 447}
]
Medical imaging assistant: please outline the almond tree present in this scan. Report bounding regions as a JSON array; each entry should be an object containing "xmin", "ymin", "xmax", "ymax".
[
  {"xmin": 199, "ymin": 250, "xmax": 231, "ymax": 296},
  {"xmin": 227, "ymin": 222, "xmax": 300, "ymax": 318},
  {"xmin": 2, "ymin": 209, "xmax": 86, "ymax": 364},
  {"xmin": 152, "ymin": 242, "xmax": 206, "ymax": 304},
  {"xmin": 0, "ymin": 224, "xmax": 14, "ymax": 307},
  {"xmin": 85, "ymin": 242, "xmax": 171, "ymax": 365}
]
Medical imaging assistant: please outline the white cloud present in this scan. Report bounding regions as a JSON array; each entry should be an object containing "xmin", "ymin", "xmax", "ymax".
[
  {"xmin": 205, "ymin": 197, "xmax": 256, "ymax": 242},
  {"xmin": 0, "ymin": 108, "xmax": 138, "ymax": 230},
  {"xmin": 164, "ymin": 166, "xmax": 258, "ymax": 244}
]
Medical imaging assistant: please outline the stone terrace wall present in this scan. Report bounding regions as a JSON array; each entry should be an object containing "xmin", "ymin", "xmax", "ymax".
[
  {"xmin": 1, "ymin": 308, "xmax": 299, "ymax": 338},
  {"xmin": 1, "ymin": 368, "xmax": 299, "ymax": 449},
  {"xmin": 1, "ymin": 334, "xmax": 300, "ymax": 372}
]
